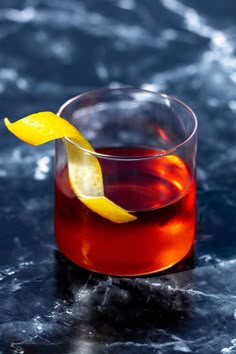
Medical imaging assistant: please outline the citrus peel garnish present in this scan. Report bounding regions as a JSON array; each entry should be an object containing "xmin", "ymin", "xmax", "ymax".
[{"xmin": 4, "ymin": 112, "xmax": 137, "ymax": 223}]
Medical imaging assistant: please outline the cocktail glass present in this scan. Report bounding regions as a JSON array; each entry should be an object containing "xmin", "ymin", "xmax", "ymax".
[{"xmin": 55, "ymin": 88, "xmax": 197, "ymax": 276}]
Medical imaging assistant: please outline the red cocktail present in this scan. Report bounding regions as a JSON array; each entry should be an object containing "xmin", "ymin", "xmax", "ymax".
[{"xmin": 55, "ymin": 89, "xmax": 197, "ymax": 276}]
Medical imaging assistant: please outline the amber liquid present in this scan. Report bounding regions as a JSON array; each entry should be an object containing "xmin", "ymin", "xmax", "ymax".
[{"xmin": 54, "ymin": 147, "xmax": 196, "ymax": 276}]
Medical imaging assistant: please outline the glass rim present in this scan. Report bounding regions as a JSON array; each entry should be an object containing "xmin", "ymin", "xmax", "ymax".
[{"xmin": 57, "ymin": 87, "xmax": 198, "ymax": 161}]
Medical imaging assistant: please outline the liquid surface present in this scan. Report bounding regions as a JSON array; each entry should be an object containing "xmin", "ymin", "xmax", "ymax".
[
  {"xmin": 55, "ymin": 147, "xmax": 196, "ymax": 276},
  {"xmin": 100, "ymin": 147, "xmax": 192, "ymax": 211}
]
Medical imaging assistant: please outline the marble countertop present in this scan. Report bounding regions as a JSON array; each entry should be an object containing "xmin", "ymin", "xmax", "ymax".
[{"xmin": 1, "ymin": 0, "xmax": 236, "ymax": 353}]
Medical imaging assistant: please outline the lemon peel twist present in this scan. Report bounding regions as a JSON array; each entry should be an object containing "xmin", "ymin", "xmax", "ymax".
[{"xmin": 4, "ymin": 112, "xmax": 137, "ymax": 223}]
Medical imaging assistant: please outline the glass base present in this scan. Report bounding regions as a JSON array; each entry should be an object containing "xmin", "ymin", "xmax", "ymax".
[{"xmin": 55, "ymin": 243, "xmax": 194, "ymax": 277}]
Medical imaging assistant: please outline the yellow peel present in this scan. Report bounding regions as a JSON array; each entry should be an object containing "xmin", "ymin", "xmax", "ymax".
[
  {"xmin": 4, "ymin": 112, "xmax": 136, "ymax": 223},
  {"xmin": 80, "ymin": 196, "xmax": 137, "ymax": 223}
]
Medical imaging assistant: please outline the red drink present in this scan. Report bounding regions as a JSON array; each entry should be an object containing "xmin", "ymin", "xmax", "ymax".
[{"xmin": 54, "ymin": 147, "xmax": 196, "ymax": 276}]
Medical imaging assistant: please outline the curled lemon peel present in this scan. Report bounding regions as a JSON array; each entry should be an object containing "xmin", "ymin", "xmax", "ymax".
[{"xmin": 4, "ymin": 112, "xmax": 137, "ymax": 223}]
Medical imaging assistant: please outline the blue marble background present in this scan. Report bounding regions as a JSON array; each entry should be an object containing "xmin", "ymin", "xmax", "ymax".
[{"xmin": 1, "ymin": 0, "xmax": 236, "ymax": 353}]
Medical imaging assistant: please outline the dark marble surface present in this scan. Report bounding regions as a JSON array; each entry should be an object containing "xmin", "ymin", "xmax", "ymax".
[{"xmin": 1, "ymin": 0, "xmax": 236, "ymax": 353}]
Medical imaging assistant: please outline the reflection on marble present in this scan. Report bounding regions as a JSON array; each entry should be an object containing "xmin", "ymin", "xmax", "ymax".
[
  {"xmin": 2, "ymin": 250, "xmax": 236, "ymax": 353},
  {"xmin": 1, "ymin": 0, "xmax": 236, "ymax": 353}
]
